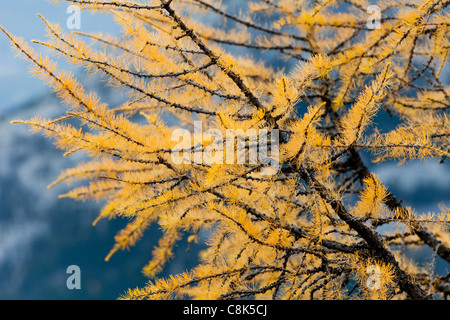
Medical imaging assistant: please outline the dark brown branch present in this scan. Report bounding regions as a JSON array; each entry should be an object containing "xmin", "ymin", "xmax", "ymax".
[
  {"xmin": 160, "ymin": 0, "xmax": 266, "ymax": 113},
  {"xmin": 299, "ymin": 164, "xmax": 432, "ymax": 300}
]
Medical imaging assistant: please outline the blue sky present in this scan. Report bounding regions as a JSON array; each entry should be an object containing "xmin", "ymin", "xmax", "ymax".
[
  {"xmin": 0, "ymin": 0, "xmax": 120, "ymax": 113},
  {"xmin": 0, "ymin": 0, "xmax": 448, "ymax": 299}
]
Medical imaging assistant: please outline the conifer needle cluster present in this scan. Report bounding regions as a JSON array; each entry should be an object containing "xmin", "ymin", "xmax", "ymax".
[{"xmin": 2, "ymin": 0, "xmax": 449, "ymax": 299}]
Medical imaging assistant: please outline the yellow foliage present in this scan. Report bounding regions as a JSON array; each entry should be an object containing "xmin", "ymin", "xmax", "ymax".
[{"xmin": 2, "ymin": 0, "xmax": 449, "ymax": 300}]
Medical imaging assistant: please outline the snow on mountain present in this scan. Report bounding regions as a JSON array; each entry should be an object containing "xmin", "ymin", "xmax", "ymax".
[
  {"xmin": 0, "ymin": 70, "xmax": 203, "ymax": 299},
  {"xmin": 0, "ymin": 0, "xmax": 448, "ymax": 299}
]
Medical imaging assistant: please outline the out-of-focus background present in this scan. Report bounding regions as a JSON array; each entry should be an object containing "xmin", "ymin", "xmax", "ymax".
[
  {"xmin": 0, "ymin": 0, "xmax": 448, "ymax": 299},
  {"xmin": 0, "ymin": 0, "xmax": 203, "ymax": 299}
]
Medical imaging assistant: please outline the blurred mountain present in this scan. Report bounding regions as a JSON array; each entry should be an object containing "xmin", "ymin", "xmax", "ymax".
[
  {"xmin": 0, "ymin": 0, "xmax": 447, "ymax": 300},
  {"xmin": 0, "ymin": 82, "xmax": 447, "ymax": 299},
  {"xmin": 0, "ymin": 77, "xmax": 202, "ymax": 299}
]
